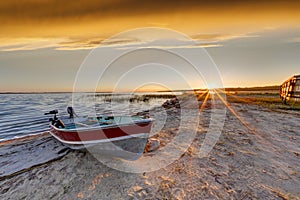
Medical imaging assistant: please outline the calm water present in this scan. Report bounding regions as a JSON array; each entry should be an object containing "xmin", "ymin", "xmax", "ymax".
[{"xmin": 0, "ymin": 92, "xmax": 179, "ymax": 142}]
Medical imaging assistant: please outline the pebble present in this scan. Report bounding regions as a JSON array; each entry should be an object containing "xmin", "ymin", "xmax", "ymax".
[{"xmin": 145, "ymin": 138, "xmax": 160, "ymax": 152}]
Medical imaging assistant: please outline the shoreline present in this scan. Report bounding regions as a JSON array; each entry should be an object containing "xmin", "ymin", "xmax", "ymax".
[
  {"xmin": 0, "ymin": 132, "xmax": 51, "ymax": 147},
  {"xmin": 0, "ymin": 93, "xmax": 299, "ymax": 199}
]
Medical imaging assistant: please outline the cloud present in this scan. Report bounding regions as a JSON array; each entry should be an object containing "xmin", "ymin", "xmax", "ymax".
[
  {"xmin": 0, "ymin": 36, "xmax": 144, "ymax": 51},
  {"xmin": 0, "ymin": 33, "xmax": 257, "ymax": 51},
  {"xmin": 1, "ymin": 1, "xmax": 300, "ymax": 23},
  {"xmin": 0, "ymin": 1, "xmax": 286, "ymax": 22},
  {"xmin": 56, "ymin": 38, "xmax": 104, "ymax": 50},
  {"xmin": 1, "ymin": 0, "xmax": 300, "ymax": 52},
  {"xmin": 4, "ymin": 28, "xmax": 300, "ymax": 51},
  {"xmin": 0, "ymin": 38, "xmax": 65, "ymax": 51},
  {"xmin": 198, "ymin": 43, "xmax": 223, "ymax": 48},
  {"xmin": 192, "ymin": 33, "xmax": 258, "ymax": 42},
  {"xmin": 191, "ymin": 33, "xmax": 259, "ymax": 48},
  {"xmin": 57, "ymin": 37, "xmax": 143, "ymax": 50}
]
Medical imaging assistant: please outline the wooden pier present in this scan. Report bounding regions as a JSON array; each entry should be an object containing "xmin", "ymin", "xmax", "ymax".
[{"xmin": 280, "ymin": 75, "xmax": 300, "ymax": 104}]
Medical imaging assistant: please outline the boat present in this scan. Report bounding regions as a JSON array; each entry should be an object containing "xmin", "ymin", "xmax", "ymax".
[{"xmin": 45, "ymin": 107, "xmax": 154, "ymax": 160}]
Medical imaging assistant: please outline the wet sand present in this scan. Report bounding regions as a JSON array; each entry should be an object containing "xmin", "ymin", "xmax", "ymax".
[{"xmin": 0, "ymin": 93, "xmax": 299, "ymax": 199}]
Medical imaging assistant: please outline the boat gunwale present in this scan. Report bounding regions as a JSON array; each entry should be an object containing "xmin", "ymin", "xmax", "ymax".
[{"xmin": 50, "ymin": 118, "xmax": 154, "ymax": 133}]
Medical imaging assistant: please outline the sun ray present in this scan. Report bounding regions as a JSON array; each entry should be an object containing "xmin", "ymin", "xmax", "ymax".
[
  {"xmin": 214, "ymin": 88, "xmax": 255, "ymax": 133},
  {"xmin": 213, "ymin": 88, "xmax": 284, "ymax": 155},
  {"xmin": 199, "ymin": 90, "xmax": 210, "ymax": 112}
]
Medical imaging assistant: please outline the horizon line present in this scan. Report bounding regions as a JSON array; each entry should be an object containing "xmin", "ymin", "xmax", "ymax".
[{"xmin": 0, "ymin": 85, "xmax": 281, "ymax": 94}]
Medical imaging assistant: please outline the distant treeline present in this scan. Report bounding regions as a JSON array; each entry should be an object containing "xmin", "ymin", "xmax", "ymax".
[{"xmin": 224, "ymin": 85, "xmax": 280, "ymax": 92}]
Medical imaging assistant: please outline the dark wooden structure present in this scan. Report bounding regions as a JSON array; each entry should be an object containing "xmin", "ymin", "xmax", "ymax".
[{"xmin": 280, "ymin": 75, "xmax": 300, "ymax": 104}]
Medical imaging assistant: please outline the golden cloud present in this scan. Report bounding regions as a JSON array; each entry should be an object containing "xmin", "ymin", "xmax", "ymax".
[{"xmin": 0, "ymin": 1, "xmax": 300, "ymax": 51}]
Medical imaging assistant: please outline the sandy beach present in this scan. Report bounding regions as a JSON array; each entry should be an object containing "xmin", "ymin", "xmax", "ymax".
[
  {"xmin": 0, "ymin": 92, "xmax": 299, "ymax": 200},
  {"xmin": 2, "ymin": 0, "xmax": 300, "ymax": 199}
]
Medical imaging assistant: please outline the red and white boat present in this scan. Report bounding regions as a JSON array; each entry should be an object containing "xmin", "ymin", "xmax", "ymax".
[{"xmin": 45, "ymin": 108, "xmax": 154, "ymax": 160}]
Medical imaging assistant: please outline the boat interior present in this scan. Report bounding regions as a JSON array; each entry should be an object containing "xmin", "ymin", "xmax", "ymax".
[{"xmin": 61, "ymin": 116, "xmax": 146, "ymax": 129}]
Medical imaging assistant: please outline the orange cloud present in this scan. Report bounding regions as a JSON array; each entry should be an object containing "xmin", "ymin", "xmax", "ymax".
[{"xmin": 0, "ymin": 1, "xmax": 300, "ymax": 50}]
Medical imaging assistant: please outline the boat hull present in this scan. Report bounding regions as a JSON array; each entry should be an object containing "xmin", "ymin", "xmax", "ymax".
[{"xmin": 49, "ymin": 119, "xmax": 154, "ymax": 160}]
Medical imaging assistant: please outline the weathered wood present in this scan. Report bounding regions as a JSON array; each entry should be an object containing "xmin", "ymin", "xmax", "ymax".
[{"xmin": 280, "ymin": 75, "xmax": 300, "ymax": 104}]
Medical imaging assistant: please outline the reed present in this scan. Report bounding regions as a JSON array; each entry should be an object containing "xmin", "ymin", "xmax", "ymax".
[{"xmin": 226, "ymin": 93, "xmax": 300, "ymax": 110}]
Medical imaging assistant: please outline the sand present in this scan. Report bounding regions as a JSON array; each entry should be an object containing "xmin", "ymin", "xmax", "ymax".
[{"xmin": 0, "ymin": 93, "xmax": 299, "ymax": 199}]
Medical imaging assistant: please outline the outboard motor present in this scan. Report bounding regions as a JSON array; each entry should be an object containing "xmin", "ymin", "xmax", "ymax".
[
  {"xmin": 44, "ymin": 109, "xmax": 65, "ymax": 128},
  {"xmin": 44, "ymin": 109, "xmax": 58, "ymax": 122},
  {"xmin": 67, "ymin": 106, "xmax": 76, "ymax": 118}
]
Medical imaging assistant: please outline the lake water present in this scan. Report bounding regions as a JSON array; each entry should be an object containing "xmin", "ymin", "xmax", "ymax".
[{"xmin": 0, "ymin": 92, "xmax": 179, "ymax": 141}]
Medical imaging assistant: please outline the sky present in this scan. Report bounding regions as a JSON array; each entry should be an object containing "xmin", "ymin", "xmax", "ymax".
[{"xmin": 0, "ymin": 0, "xmax": 300, "ymax": 92}]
